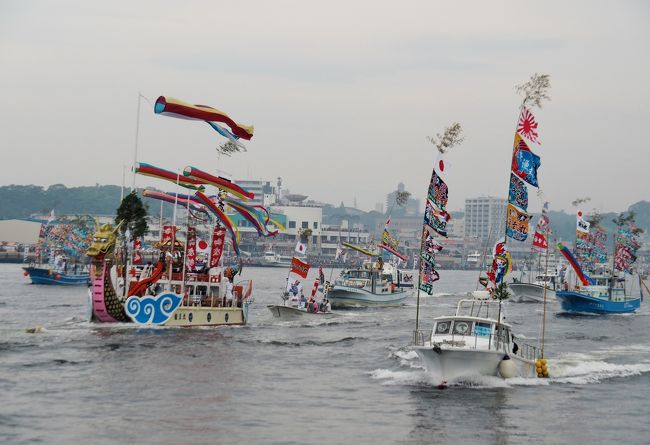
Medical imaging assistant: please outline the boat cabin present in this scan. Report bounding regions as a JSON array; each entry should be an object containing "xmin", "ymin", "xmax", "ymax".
[{"xmin": 416, "ymin": 299, "xmax": 538, "ymax": 361}]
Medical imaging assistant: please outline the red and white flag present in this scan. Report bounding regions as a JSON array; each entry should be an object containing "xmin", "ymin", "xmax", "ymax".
[
  {"xmin": 532, "ymin": 231, "xmax": 548, "ymax": 249},
  {"xmin": 311, "ymin": 277, "xmax": 320, "ymax": 298},
  {"xmin": 209, "ymin": 227, "xmax": 226, "ymax": 268},
  {"xmin": 132, "ymin": 238, "xmax": 143, "ymax": 265},
  {"xmin": 435, "ymin": 153, "xmax": 451, "ymax": 175},
  {"xmin": 517, "ymin": 106, "xmax": 541, "ymax": 145},
  {"xmin": 290, "ymin": 257, "xmax": 310, "ymax": 279},
  {"xmin": 295, "ymin": 240, "xmax": 307, "ymax": 255},
  {"xmin": 186, "ymin": 227, "xmax": 197, "ymax": 271}
]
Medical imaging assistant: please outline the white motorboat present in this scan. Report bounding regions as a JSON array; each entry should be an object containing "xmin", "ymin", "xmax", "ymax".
[
  {"xmin": 259, "ymin": 251, "xmax": 292, "ymax": 267},
  {"xmin": 267, "ymin": 295, "xmax": 336, "ymax": 320},
  {"xmin": 509, "ymin": 273, "xmax": 557, "ymax": 302},
  {"xmin": 413, "ymin": 298, "xmax": 539, "ymax": 386},
  {"xmin": 327, "ymin": 261, "xmax": 408, "ymax": 308}
]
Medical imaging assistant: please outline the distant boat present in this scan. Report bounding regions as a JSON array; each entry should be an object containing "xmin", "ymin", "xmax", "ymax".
[
  {"xmin": 23, "ymin": 265, "xmax": 89, "ymax": 286},
  {"xmin": 555, "ymin": 274, "xmax": 641, "ymax": 314},
  {"xmin": 509, "ymin": 252, "xmax": 560, "ymax": 303},
  {"xmin": 258, "ymin": 251, "xmax": 292, "ymax": 268},
  {"xmin": 327, "ymin": 261, "xmax": 407, "ymax": 308}
]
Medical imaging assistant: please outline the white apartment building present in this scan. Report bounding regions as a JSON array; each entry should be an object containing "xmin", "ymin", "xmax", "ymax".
[{"xmin": 464, "ymin": 196, "xmax": 507, "ymax": 244}]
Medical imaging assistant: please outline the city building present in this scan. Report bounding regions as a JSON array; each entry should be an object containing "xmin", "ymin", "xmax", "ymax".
[
  {"xmin": 235, "ymin": 179, "xmax": 276, "ymax": 207},
  {"xmin": 464, "ymin": 196, "xmax": 507, "ymax": 245},
  {"xmin": 386, "ymin": 183, "xmax": 420, "ymax": 216}
]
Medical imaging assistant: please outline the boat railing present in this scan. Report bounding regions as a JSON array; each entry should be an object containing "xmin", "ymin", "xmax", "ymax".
[
  {"xmin": 412, "ymin": 329, "xmax": 539, "ymax": 360},
  {"xmin": 412, "ymin": 329, "xmax": 431, "ymax": 346}
]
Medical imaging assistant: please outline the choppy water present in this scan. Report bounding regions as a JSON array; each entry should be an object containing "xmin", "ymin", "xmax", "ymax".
[{"xmin": 1, "ymin": 263, "xmax": 649, "ymax": 444}]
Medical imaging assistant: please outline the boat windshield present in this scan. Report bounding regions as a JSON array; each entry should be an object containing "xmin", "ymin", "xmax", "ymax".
[{"xmin": 343, "ymin": 270, "xmax": 370, "ymax": 280}]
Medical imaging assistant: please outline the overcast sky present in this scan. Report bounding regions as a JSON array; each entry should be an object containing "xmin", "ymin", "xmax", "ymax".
[{"xmin": 1, "ymin": 0, "xmax": 648, "ymax": 214}]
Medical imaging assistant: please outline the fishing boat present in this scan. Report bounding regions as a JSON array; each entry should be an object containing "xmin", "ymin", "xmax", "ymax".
[
  {"xmin": 23, "ymin": 264, "xmax": 90, "ymax": 285},
  {"xmin": 23, "ymin": 216, "xmax": 94, "ymax": 285},
  {"xmin": 327, "ymin": 260, "xmax": 407, "ymax": 308},
  {"xmin": 414, "ymin": 78, "xmax": 554, "ymax": 387},
  {"xmin": 554, "ymin": 210, "xmax": 643, "ymax": 314},
  {"xmin": 555, "ymin": 274, "xmax": 641, "ymax": 314},
  {"xmin": 267, "ymin": 297, "xmax": 336, "ymax": 320},
  {"xmin": 413, "ymin": 298, "xmax": 539, "ymax": 386},
  {"xmin": 267, "ymin": 236, "xmax": 337, "ymax": 318},
  {"xmin": 509, "ymin": 272, "xmax": 557, "ymax": 303}
]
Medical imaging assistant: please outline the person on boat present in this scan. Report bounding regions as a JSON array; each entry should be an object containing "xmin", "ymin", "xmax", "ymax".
[
  {"xmin": 225, "ymin": 277, "xmax": 234, "ymax": 306},
  {"xmin": 512, "ymin": 335, "xmax": 519, "ymax": 355},
  {"xmin": 299, "ymin": 293, "xmax": 307, "ymax": 308}
]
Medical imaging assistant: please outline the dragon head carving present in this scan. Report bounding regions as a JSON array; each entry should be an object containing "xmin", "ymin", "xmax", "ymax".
[{"xmin": 86, "ymin": 220, "xmax": 122, "ymax": 259}]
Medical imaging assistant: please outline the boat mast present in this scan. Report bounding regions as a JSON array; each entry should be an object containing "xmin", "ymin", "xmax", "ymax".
[
  {"xmin": 540, "ymin": 224, "xmax": 550, "ymax": 359},
  {"xmin": 131, "ymin": 92, "xmax": 142, "ymax": 191}
]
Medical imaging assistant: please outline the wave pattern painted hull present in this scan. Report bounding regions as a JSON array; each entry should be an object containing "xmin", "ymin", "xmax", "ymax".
[
  {"xmin": 555, "ymin": 291, "xmax": 640, "ymax": 314},
  {"xmin": 327, "ymin": 286, "xmax": 407, "ymax": 308},
  {"xmin": 23, "ymin": 267, "xmax": 89, "ymax": 286}
]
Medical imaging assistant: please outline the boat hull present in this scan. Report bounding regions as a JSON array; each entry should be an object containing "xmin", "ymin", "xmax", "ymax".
[
  {"xmin": 162, "ymin": 306, "xmax": 247, "ymax": 327},
  {"xmin": 555, "ymin": 291, "xmax": 640, "ymax": 314},
  {"xmin": 327, "ymin": 286, "xmax": 407, "ymax": 308},
  {"xmin": 267, "ymin": 304, "xmax": 336, "ymax": 320},
  {"xmin": 414, "ymin": 346, "xmax": 535, "ymax": 386},
  {"xmin": 509, "ymin": 283, "xmax": 555, "ymax": 303},
  {"xmin": 23, "ymin": 266, "xmax": 89, "ymax": 286}
]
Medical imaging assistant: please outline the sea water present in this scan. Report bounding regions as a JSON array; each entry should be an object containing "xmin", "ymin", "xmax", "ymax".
[{"xmin": 1, "ymin": 264, "xmax": 648, "ymax": 444}]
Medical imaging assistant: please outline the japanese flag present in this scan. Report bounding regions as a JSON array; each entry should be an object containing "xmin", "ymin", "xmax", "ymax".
[
  {"xmin": 197, "ymin": 238, "xmax": 210, "ymax": 255},
  {"xmin": 295, "ymin": 240, "xmax": 307, "ymax": 255}
]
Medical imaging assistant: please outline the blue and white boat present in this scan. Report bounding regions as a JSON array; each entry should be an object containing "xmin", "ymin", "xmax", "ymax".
[
  {"xmin": 23, "ymin": 265, "xmax": 90, "ymax": 286},
  {"xmin": 555, "ymin": 274, "xmax": 641, "ymax": 314}
]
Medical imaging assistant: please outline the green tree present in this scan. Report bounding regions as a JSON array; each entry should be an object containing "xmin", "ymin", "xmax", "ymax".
[{"xmin": 115, "ymin": 191, "xmax": 148, "ymax": 239}]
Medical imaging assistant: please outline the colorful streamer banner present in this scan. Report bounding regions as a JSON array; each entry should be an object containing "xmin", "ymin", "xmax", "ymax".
[
  {"xmin": 183, "ymin": 166, "xmax": 254, "ymax": 201},
  {"xmin": 557, "ymin": 242, "xmax": 593, "ymax": 286},
  {"xmin": 154, "ymin": 96, "xmax": 254, "ymax": 140},
  {"xmin": 194, "ymin": 191, "xmax": 241, "ymax": 255},
  {"xmin": 136, "ymin": 163, "xmax": 205, "ymax": 191},
  {"xmin": 143, "ymin": 190, "xmax": 208, "ymax": 214},
  {"xmin": 341, "ymin": 242, "xmax": 377, "ymax": 257},
  {"xmin": 506, "ymin": 203, "xmax": 531, "ymax": 241},
  {"xmin": 378, "ymin": 244, "xmax": 409, "ymax": 262}
]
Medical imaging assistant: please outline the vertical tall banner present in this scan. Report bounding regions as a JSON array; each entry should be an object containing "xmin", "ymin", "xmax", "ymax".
[
  {"xmin": 419, "ymin": 165, "xmax": 448, "ymax": 296},
  {"xmin": 186, "ymin": 227, "xmax": 197, "ymax": 271},
  {"xmin": 209, "ymin": 227, "xmax": 226, "ymax": 268},
  {"xmin": 132, "ymin": 238, "xmax": 143, "ymax": 265},
  {"xmin": 161, "ymin": 225, "xmax": 177, "ymax": 245}
]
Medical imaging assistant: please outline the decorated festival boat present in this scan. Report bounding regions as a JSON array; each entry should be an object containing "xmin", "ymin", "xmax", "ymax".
[
  {"xmin": 327, "ymin": 259, "xmax": 407, "ymax": 308},
  {"xmin": 414, "ymin": 76, "xmax": 553, "ymax": 386},
  {"xmin": 555, "ymin": 212, "xmax": 643, "ymax": 314},
  {"xmin": 413, "ymin": 298, "xmax": 540, "ymax": 386},
  {"xmin": 23, "ymin": 216, "xmax": 95, "ymax": 286},
  {"xmin": 86, "ymin": 95, "xmax": 278, "ymax": 327},
  {"xmin": 268, "ymin": 233, "xmax": 336, "ymax": 319}
]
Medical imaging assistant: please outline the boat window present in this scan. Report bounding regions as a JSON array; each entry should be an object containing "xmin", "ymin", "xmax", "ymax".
[
  {"xmin": 435, "ymin": 320, "xmax": 451, "ymax": 334},
  {"xmin": 474, "ymin": 322, "xmax": 492, "ymax": 337},
  {"xmin": 453, "ymin": 320, "xmax": 471, "ymax": 335}
]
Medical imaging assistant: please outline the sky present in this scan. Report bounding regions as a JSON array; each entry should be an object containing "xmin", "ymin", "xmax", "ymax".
[{"xmin": 1, "ymin": 0, "xmax": 649, "ymax": 214}]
